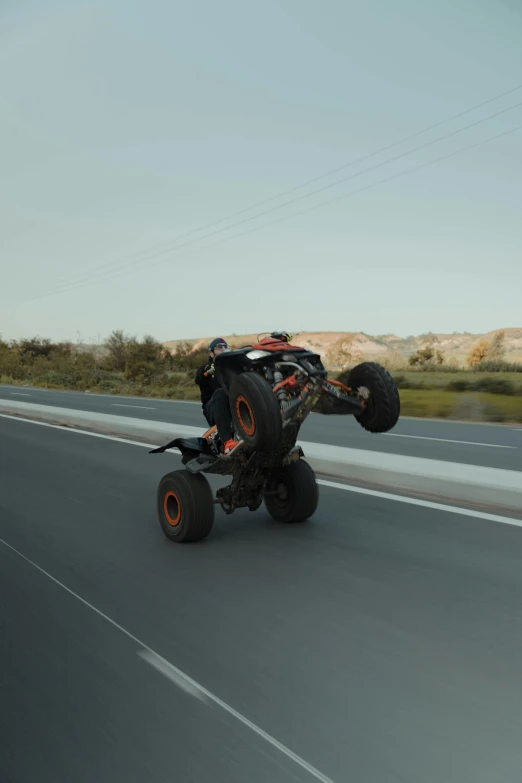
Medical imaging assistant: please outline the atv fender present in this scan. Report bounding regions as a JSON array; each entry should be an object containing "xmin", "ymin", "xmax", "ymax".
[{"xmin": 149, "ymin": 437, "xmax": 215, "ymax": 457}]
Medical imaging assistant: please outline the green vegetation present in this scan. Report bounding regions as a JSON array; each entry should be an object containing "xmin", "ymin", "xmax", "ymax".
[
  {"xmin": 0, "ymin": 331, "xmax": 206, "ymax": 400},
  {"xmin": 397, "ymin": 390, "xmax": 522, "ymax": 423},
  {"xmin": 1, "ymin": 330, "xmax": 521, "ymax": 423},
  {"xmin": 391, "ymin": 371, "xmax": 522, "ymax": 394}
]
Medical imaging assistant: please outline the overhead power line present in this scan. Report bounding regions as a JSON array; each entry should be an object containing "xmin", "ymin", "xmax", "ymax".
[
  {"xmin": 42, "ymin": 82, "xmax": 522, "ymax": 294},
  {"xmin": 24, "ymin": 97, "xmax": 522, "ymax": 303},
  {"xmin": 21, "ymin": 120, "xmax": 522, "ymax": 304}
]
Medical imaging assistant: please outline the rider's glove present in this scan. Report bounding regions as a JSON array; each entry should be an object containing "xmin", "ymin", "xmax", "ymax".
[{"xmin": 204, "ymin": 363, "xmax": 215, "ymax": 377}]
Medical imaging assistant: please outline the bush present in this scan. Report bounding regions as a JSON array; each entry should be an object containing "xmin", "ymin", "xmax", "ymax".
[
  {"xmin": 472, "ymin": 360, "xmax": 522, "ymax": 373},
  {"xmin": 392, "ymin": 374, "xmax": 425, "ymax": 390},
  {"xmin": 466, "ymin": 339, "xmax": 490, "ymax": 367},
  {"xmin": 408, "ymin": 344, "xmax": 445, "ymax": 368},
  {"xmin": 446, "ymin": 379, "xmax": 471, "ymax": 392},
  {"xmin": 169, "ymin": 341, "xmax": 208, "ymax": 372},
  {"xmin": 470, "ymin": 378, "xmax": 516, "ymax": 395},
  {"xmin": 0, "ymin": 329, "xmax": 207, "ymax": 397},
  {"xmin": 412, "ymin": 363, "xmax": 461, "ymax": 373}
]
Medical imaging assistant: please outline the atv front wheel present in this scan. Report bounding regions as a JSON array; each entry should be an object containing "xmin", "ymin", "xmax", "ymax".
[
  {"xmin": 157, "ymin": 470, "xmax": 214, "ymax": 543},
  {"xmin": 229, "ymin": 371, "xmax": 282, "ymax": 452},
  {"xmin": 264, "ymin": 459, "xmax": 318, "ymax": 523},
  {"xmin": 346, "ymin": 361, "xmax": 400, "ymax": 433}
]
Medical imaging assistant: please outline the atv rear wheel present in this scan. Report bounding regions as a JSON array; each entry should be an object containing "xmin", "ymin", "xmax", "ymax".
[
  {"xmin": 264, "ymin": 459, "xmax": 318, "ymax": 523},
  {"xmin": 229, "ymin": 371, "xmax": 282, "ymax": 452},
  {"xmin": 157, "ymin": 470, "xmax": 214, "ymax": 543},
  {"xmin": 347, "ymin": 361, "xmax": 400, "ymax": 433}
]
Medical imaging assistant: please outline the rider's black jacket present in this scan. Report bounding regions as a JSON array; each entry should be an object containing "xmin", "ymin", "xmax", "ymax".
[{"xmin": 194, "ymin": 363, "xmax": 221, "ymax": 409}]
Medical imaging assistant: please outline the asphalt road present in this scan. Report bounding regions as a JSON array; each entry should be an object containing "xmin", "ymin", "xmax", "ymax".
[
  {"xmin": 1, "ymin": 384, "xmax": 521, "ymax": 470},
  {"xmin": 2, "ymin": 416, "xmax": 522, "ymax": 782}
]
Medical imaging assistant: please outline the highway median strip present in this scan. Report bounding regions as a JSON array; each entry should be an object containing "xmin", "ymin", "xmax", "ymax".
[{"xmin": 1, "ymin": 399, "xmax": 521, "ymax": 515}]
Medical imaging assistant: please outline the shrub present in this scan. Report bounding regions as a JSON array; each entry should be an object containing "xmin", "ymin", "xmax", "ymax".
[
  {"xmin": 472, "ymin": 360, "xmax": 522, "ymax": 373},
  {"xmin": 446, "ymin": 379, "xmax": 471, "ymax": 392},
  {"xmin": 470, "ymin": 378, "xmax": 516, "ymax": 395},
  {"xmin": 466, "ymin": 339, "xmax": 490, "ymax": 367}
]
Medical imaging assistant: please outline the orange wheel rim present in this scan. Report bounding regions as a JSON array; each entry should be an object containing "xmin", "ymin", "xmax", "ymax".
[
  {"xmin": 236, "ymin": 395, "xmax": 255, "ymax": 436},
  {"xmin": 164, "ymin": 490, "xmax": 181, "ymax": 526}
]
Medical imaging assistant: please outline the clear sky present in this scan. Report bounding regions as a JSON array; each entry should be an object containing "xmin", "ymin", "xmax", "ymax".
[{"xmin": 1, "ymin": 0, "xmax": 521, "ymax": 343}]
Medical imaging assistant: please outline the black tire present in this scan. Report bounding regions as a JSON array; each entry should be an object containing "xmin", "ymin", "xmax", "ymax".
[
  {"xmin": 229, "ymin": 371, "xmax": 282, "ymax": 452},
  {"xmin": 264, "ymin": 459, "xmax": 318, "ymax": 523},
  {"xmin": 157, "ymin": 470, "xmax": 214, "ymax": 543},
  {"xmin": 347, "ymin": 361, "xmax": 400, "ymax": 433}
]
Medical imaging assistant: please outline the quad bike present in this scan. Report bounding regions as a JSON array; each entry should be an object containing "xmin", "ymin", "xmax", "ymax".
[{"xmin": 150, "ymin": 332, "xmax": 400, "ymax": 543}]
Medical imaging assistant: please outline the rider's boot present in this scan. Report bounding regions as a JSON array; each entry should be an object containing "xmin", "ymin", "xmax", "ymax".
[{"xmin": 223, "ymin": 438, "xmax": 241, "ymax": 455}]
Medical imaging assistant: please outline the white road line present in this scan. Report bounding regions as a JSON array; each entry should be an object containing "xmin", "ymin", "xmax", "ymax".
[
  {"xmin": 0, "ymin": 385, "xmax": 198, "ymax": 405},
  {"xmin": 1, "ymin": 413, "xmax": 521, "ymax": 527},
  {"xmin": 384, "ymin": 433, "xmax": 515, "ymax": 449},
  {"xmin": 138, "ymin": 650, "xmax": 209, "ymax": 701},
  {"xmin": 0, "ymin": 414, "xmax": 172, "ymax": 450},
  {"xmin": 139, "ymin": 650, "xmax": 337, "ymax": 783},
  {"xmin": 10, "ymin": 392, "xmax": 31, "ymax": 396},
  {"xmin": 112, "ymin": 404, "xmax": 156, "ymax": 410},
  {"xmin": 317, "ymin": 480, "xmax": 522, "ymax": 528},
  {"xmin": 0, "ymin": 537, "xmax": 337, "ymax": 783}
]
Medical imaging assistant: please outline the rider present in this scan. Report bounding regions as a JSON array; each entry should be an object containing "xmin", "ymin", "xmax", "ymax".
[{"xmin": 195, "ymin": 337, "xmax": 240, "ymax": 455}]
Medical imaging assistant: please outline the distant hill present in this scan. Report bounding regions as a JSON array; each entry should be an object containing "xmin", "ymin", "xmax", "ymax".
[
  {"xmin": 164, "ymin": 328, "xmax": 522, "ymax": 365},
  {"xmin": 376, "ymin": 328, "xmax": 522, "ymax": 363}
]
